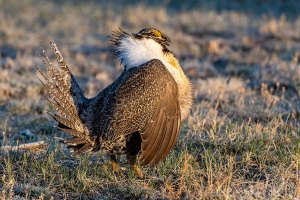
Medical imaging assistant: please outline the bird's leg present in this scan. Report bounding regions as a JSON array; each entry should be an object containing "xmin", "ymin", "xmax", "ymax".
[
  {"xmin": 127, "ymin": 155, "xmax": 144, "ymax": 178},
  {"xmin": 109, "ymin": 154, "xmax": 120, "ymax": 172}
]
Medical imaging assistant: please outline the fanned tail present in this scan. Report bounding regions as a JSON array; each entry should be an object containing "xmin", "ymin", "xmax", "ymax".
[{"xmin": 37, "ymin": 41, "xmax": 94, "ymax": 154}]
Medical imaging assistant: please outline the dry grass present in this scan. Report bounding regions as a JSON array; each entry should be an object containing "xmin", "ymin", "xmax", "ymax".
[{"xmin": 0, "ymin": 0, "xmax": 300, "ymax": 199}]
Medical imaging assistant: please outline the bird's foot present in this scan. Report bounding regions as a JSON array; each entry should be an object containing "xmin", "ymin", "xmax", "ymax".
[
  {"xmin": 111, "ymin": 159, "xmax": 127, "ymax": 176},
  {"xmin": 126, "ymin": 155, "xmax": 144, "ymax": 178},
  {"xmin": 132, "ymin": 163, "xmax": 144, "ymax": 178},
  {"xmin": 110, "ymin": 155, "xmax": 125, "ymax": 172},
  {"xmin": 111, "ymin": 160, "xmax": 120, "ymax": 172}
]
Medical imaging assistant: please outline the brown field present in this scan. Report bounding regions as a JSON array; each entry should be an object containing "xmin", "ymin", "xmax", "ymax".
[{"xmin": 1, "ymin": 0, "xmax": 300, "ymax": 199}]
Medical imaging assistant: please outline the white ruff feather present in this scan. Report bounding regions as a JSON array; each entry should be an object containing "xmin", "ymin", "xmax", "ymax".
[
  {"xmin": 117, "ymin": 37, "xmax": 183, "ymax": 83},
  {"xmin": 117, "ymin": 37, "xmax": 167, "ymax": 69}
]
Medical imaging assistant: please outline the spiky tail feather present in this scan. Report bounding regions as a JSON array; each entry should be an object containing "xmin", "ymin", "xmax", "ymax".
[{"xmin": 37, "ymin": 41, "xmax": 94, "ymax": 154}]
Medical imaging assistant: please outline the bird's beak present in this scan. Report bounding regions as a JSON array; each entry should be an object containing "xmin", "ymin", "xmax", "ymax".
[
  {"xmin": 132, "ymin": 33, "xmax": 143, "ymax": 39},
  {"xmin": 162, "ymin": 34, "xmax": 171, "ymax": 46}
]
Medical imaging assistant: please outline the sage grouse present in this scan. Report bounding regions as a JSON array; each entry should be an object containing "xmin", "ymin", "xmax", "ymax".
[{"xmin": 37, "ymin": 28, "xmax": 193, "ymax": 178}]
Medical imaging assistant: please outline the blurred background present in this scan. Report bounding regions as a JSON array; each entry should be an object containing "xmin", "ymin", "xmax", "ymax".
[{"xmin": 0, "ymin": 0, "xmax": 300, "ymax": 198}]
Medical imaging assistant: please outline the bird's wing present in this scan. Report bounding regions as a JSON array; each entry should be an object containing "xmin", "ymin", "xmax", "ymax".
[
  {"xmin": 96, "ymin": 59, "xmax": 181, "ymax": 166},
  {"xmin": 138, "ymin": 64, "xmax": 181, "ymax": 166},
  {"xmin": 37, "ymin": 41, "xmax": 94, "ymax": 152}
]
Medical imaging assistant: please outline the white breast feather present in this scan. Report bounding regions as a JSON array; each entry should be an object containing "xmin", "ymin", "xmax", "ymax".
[{"xmin": 117, "ymin": 37, "xmax": 183, "ymax": 84}]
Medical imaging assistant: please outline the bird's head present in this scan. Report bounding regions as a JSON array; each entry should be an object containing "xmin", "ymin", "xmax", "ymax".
[
  {"xmin": 133, "ymin": 28, "xmax": 171, "ymax": 48},
  {"xmin": 110, "ymin": 28, "xmax": 171, "ymax": 50},
  {"xmin": 110, "ymin": 28, "xmax": 179, "ymax": 70}
]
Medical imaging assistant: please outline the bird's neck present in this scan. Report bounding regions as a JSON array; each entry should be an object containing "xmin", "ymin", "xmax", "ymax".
[
  {"xmin": 117, "ymin": 37, "xmax": 166, "ymax": 70},
  {"xmin": 117, "ymin": 37, "xmax": 183, "ymax": 74},
  {"xmin": 163, "ymin": 52, "xmax": 183, "ymax": 73},
  {"xmin": 162, "ymin": 52, "xmax": 193, "ymax": 120}
]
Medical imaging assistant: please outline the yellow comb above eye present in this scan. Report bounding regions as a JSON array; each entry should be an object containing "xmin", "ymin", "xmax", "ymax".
[{"xmin": 152, "ymin": 30, "xmax": 162, "ymax": 38}]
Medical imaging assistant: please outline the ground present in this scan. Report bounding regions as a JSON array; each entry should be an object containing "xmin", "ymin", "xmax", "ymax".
[{"xmin": 0, "ymin": 0, "xmax": 300, "ymax": 199}]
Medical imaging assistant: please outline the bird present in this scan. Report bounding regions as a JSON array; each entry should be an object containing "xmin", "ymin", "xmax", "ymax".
[{"xmin": 37, "ymin": 28, "xmax": 193, "ymax": 178}]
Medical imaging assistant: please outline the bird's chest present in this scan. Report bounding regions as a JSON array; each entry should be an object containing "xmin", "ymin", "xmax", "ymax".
[{"xmin": 101, "ymin": 135, "xmax": 127, "ymax": 154}]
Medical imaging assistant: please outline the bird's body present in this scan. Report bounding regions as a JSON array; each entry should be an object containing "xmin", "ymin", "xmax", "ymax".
[{"xmin": 38, "ymin": 28, "xmax": 193, "ymax": 177}]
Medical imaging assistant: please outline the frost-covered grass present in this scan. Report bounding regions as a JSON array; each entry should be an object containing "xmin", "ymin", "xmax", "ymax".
[{"xmin": 1, "ymin": 0, "xmax": 300, "ymax": 199}]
